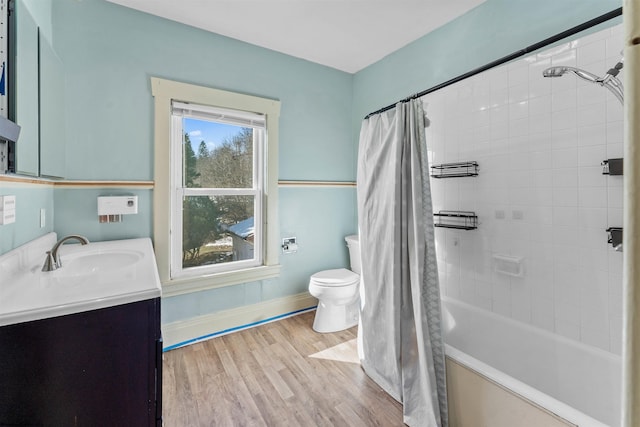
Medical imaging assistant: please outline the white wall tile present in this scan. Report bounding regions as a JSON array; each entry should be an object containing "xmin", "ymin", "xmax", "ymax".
[
  {"xmin": 551, "ymin": 49, "xmax": 577, "ymax": 67},
  {"xmin": 508, "ymin": 83, "xmax": 529, "ymax": 104},
  {"xmin": 577, "ymin": 28, "xmax": 611, "ymax": 46},
  {"xmin": 509, "ymin": 117, "xmax": 528, "ymax": 137},
  {"xmin": 508, "ymin": 65, "xmax": 529, "ymax": 87},
  {"xmin": 552, "ymin": 225, "xmax": 579, "ymax": 247},
  {"xmin": 578, "ymin": 226, "xmax": 608, "ymax": 250},
  {"xmin": 551, "ymin": 108, "xmax": 577, "ymax": 131},
  {"xmin": 606, "ymin": 98, "xmax": 623, "ymax": 121},
  {"xmin": 576, "ymin": 102, "xmax": 606, "ymax": 128},
  {"xmin": 608, "ymin": 249, "xmax": 623, "ymax": 273},
  {"xmin": 528, "ymin": 94, "xmax": 552, "ymax": 116},
  {"xmin": 577, "ymin": 39, "xmax": 606, "ymax": 67},
  {"xmin": 552, "ymin": 88, "xmax": 577, "ymax": 112},
  {"xmin": 579, "ymin": 247, "xmax": 609, "ymax": 274},
  {"xmin": 577, "ymin": 83, "xmax": 607, "ymax": 107},
  {"xmin": 551, "ymin": 128, "xmax": 578, "ymax": 149},
  {"xmin": 552, "ymin": 245, "xmax": 580, "ymax": 268},
  {"xmin": 552, "ymin": 148, "xmax": 578, "ymax": 169},
  {"xmin": 578, "ymin": 186, "xmax": 607, "ymax": 208},
  {"xmin": 553, "ymin": 206, "xmax": 578, "ymax": 226},
  {"xmin": 490, "ymin": 86, "xmax": 509, "ymax": 109},
  {"xmin": 530, "ymin": 150, "xmax": 552, "ymax": 170},
  {"xmin": 577, "ymin": 123, "xmax": 607, "ymax": 146},
  {"xmin": 605, "ymin": 142, "xmax": 624, "ymax": 160},
  {"xmin": 577, "ymin": 145, "xmax": 606, "ymax": 167},
  {"xmin": 578, "ymin": 207, "xmax": 607, "ymax": 228},
  {"xmin": 608, "ymin": 187, "xmax": 623, "ymax": 209},
  {"xmin": 529, "ymin": 77, "xmax": 552, "ymax": 99},
  {"xmin": 531, "ymin": 186, "xmax": 553, "ymax": 206},
  {"xmin": 529, "ymin": 131, "xmax": 552, "ymax": 151},
  {"xmin": 556, "ymin": 299, "xmax": 581, "ymax": 325},
  {"xmin": 606, "ymin": 121, "xmax": 624, "ymax": 144},
  {"xmin": 608, "ymin": 271, "xmax": 623, "ymax": 317},
  {"xmin": 529, "ymin": 206, "xmax": 553, "ymax": 225},
  {"xmin": 430, "ymin": 24, "xmax": 622, "ymax": 354},
  {"xmin": 606, "ymin": 32, "xmax": 624, "ymax": 59},
  {"xmin": 509, "ymin": 101, "xmax": 529, "ymax": 120},
  {"xmin": 610, "ymin": 315, "xmax": 623, "ymax": 355},
  {"xmin": 552, "ymin": 188, "xmax": 578, "ymax": 207},
  {"xmin": 578, "ymin": 166, "xmax": 607, "ymax": 187}
]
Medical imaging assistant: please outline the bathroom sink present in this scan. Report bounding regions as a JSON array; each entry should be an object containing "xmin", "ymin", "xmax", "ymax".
[
  {"xmin": 0, "ymin": 235, "xmax": 161, "ymax": 326},
  {"xmin": 61, "ymin": 249, "xmax": 144, "ymax": 276}
]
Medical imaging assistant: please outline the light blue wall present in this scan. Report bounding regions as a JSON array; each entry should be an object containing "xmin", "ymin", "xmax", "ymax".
[
  {"xmin": 37, "ymin": 0, "xmax": 355, "ymax": 325},
  {"xmin": 3, "ymin": 0, "xmax": 622, "ymax": 331},
  {"xmin": 51, "ymin": 0, "xmax": 354, "ymax": 182},
  {"xmin": 352, "ymin": 0, "xmax": 622, "ymax": 134},
  {"xmin": 53, "ymin": 188, "xmax": 152, "ymax": 241},
  {"xmin": 0, "ymin": 184, "xmax": 54, "ymax": 254},
  {"xmin": 163, "ymin": 187, "xmax": 357, "ymax": 324}
]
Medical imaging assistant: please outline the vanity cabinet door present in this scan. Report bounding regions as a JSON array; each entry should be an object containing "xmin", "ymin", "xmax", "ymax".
[{"xmin": 0, "ymin": 298, "xmax": 161, "ymax": 426}]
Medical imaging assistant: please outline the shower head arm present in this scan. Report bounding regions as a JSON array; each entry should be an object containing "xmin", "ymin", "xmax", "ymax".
[{"xmin": 602, "ymin": 79, "xmax": 624, "ymax": 104}]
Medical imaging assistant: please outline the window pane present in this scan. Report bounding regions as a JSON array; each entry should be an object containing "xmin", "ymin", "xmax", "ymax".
[
  {"xmin": 182, "ymin": 195, "xmax": 256, "ymax": 269},
  {"xmin": 183, "ymin": 117, "xmax": 254, "ymax": 189}
]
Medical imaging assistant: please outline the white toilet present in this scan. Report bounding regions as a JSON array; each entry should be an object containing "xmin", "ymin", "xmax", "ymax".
[{"xmin": 308, "ymin": 235, "xmax": 361, "ymax": 333}]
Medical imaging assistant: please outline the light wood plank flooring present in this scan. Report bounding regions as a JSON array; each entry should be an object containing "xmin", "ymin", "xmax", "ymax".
[{"xmin": 162, "ymin": 311, "xmax": 404, "ymax": 426}]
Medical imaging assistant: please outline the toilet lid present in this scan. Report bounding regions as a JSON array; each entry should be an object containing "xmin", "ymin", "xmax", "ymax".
[{"xmin": 311, "ymin": 268, "xmax": 359, "ymax": 286}]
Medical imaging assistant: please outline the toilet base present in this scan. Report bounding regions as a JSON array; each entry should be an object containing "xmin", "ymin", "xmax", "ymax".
[{"xmin": 312, "ymin": 298, "xmax": 360, "ymax": 333}]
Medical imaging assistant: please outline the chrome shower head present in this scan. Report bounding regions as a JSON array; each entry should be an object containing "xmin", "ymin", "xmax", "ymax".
[
  {"xmin": 542, "ymin": 66, "xmax": 600, "ymax": 83},
  {"xmin": 542, "ymin": 66, "xmax": 568, "ymax": 78},
  {"xmin": 542, "ymin": 61, "xmax": 624, "ymax": 104}
]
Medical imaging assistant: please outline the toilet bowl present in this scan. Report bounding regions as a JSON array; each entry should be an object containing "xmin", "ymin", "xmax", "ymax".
[{"xmin": 308, "ymin": 235, "xmax": 360, "ymax": 333}]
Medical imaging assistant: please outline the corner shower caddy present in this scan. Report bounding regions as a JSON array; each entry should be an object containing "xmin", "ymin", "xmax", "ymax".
[
  {"xmin": 430, "ymin": 161, "xmax": 479, "ymax": 178},
  {"xmin": 433, "ymin": 211, "xmax": 478, "ymax": 230},
  {"xmin": 431, "ymin": 160, "xmax": 478, "ymax": 230}
]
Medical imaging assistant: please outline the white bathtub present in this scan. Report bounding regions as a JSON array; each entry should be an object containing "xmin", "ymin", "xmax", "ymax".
[{"xmin": 442, "ymin": 297, "xmax": 621, "ymax": 427}]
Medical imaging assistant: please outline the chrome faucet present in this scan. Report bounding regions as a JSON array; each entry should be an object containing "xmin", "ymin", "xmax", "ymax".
[{"xmin": 42, "ymin": 235, "xmax": 90, "ymax": 272}]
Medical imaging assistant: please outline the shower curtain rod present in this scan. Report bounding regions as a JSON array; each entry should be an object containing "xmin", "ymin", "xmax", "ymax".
[{"xmin": 364, "ymin": 7, "xmax": 623, "ymax": 120}]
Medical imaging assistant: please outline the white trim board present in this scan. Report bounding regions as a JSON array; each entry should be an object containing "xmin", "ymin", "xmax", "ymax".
[{"xmin": 162, "ymin": 292, "xmax": 317, "ymax": 350}]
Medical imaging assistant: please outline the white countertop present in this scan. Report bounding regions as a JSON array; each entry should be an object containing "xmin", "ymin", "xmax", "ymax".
[{"xmin": 0, "ymin": 235, "xmax": 162, "ymax": 327}]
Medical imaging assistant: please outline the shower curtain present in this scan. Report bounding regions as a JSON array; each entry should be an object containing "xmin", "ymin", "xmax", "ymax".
[{"xmin": 356, "ymin": 99, "xmax": 447, "ymax": 427}]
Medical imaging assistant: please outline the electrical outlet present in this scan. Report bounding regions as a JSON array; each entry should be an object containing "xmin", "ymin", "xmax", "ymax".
[{"xmin": 40, "ymin": 209, "xmax": 46, "ymax": 228}]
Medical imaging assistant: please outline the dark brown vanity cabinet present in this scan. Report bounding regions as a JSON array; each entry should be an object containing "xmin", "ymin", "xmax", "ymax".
[{"xmin": 0, "ymin": 298, "xmax": 162, "ymax": 426}]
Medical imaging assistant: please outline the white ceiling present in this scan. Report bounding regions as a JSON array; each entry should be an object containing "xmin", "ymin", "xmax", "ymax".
[{"xmin": 105, "ymin": 0, "xmax": 485, "ymax": 73}]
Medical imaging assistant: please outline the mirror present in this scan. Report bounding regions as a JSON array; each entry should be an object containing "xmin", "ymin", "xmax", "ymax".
[
  {"xmin": 13, "ymin": 0, "xmax": 38, "ymax": 176},
  {"xmin": 38, "ymin": 33, "xmax": 65, "ymax": 178},
  {"xmin": 12, "ymin": 0, "xmax": 65, "ymax": 178}
]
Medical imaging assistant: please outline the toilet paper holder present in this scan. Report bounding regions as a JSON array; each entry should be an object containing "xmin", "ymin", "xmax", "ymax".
[{"xmin": 282, "ymin": 237, "xmax": 298, "ymax": 253}]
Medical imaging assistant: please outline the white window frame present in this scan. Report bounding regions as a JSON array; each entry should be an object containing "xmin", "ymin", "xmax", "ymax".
[
  {"xmin": 152, "ymin": 77, "xmax": 280, "ymax": 297},
  {"xmin": 170, "ymin": 101, "xmax": 265, "ymax": 278}
]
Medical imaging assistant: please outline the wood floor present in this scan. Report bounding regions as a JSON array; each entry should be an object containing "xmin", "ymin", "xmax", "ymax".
[{"xmin": 162, "ymin": 311, "xmax": 404, "ymax": 426}]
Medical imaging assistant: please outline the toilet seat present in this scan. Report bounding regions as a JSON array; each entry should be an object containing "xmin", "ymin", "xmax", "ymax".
[{"xmin": 310, "ymin": 268, "xmax": 359, "ymax": 287}]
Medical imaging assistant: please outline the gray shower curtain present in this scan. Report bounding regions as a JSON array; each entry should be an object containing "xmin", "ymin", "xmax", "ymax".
[{"xmin": 356, "ymin": 99, "xmax": 448, "ymax": 427}]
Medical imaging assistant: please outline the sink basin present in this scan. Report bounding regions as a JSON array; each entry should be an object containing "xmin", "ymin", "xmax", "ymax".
[
  {"xmin": 62, "ymin": 250, "xmax": 144, "ymax": 276},
  {"xmin": 0, "ymin": 235, "xmax": 161, "ymax": 327}
]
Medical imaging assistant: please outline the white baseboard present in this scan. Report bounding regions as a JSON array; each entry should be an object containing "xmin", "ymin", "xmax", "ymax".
[{"xmin": 162, "ymin": 292, "xmax": 317, "ymax": 350}]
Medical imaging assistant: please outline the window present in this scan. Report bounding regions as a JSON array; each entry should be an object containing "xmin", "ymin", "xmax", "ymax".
[
  {"xmin": 171, "ymin": 102, "xmax": 265, "ymax": 277},
  {"xmin": 152, "ymin": 78, "xmax": 280, "ymax": 296}
]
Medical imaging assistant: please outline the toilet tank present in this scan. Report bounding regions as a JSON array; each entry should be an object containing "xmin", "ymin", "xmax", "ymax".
[{"xmin": 345, "ymin": 235, "xmax": 361, "ymax": 275}]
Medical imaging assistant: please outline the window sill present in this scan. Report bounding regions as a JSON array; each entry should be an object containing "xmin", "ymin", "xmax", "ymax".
[{"xmin": 161, "ymin": 264, "xmax": 281, "ymax": 297}]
